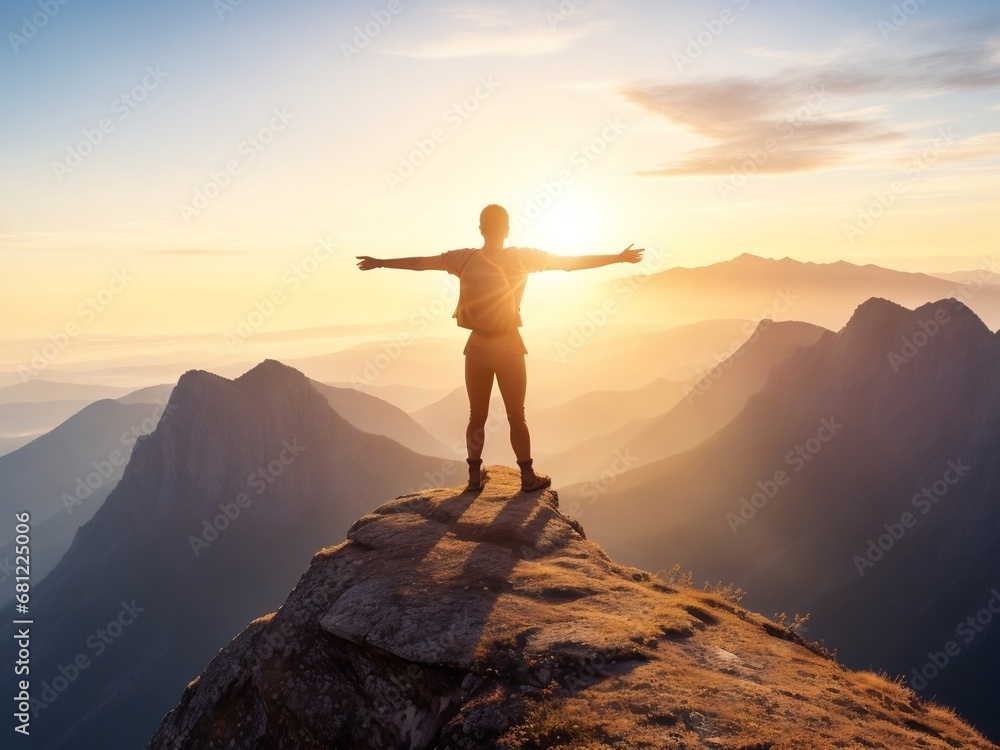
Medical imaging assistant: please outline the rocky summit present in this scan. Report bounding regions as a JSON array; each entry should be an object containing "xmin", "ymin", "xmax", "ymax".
[{"xmin": 146, "ymin": 466, "xmax": 997, "ymax": 749}]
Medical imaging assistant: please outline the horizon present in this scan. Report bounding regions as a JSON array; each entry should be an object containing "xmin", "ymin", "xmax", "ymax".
[
  {"xmin": 3, "ymin": 0, "xmax": 1000, "ymax": 359},
  {"xmin": 3, "ymin": 249, "xmax": 999, "ymax": 388}
]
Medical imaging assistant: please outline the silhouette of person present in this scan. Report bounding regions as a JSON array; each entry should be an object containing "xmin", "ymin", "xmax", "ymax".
[{"xmin": 357, "ymin": 204, "xmax": 643, "ymax": 492}]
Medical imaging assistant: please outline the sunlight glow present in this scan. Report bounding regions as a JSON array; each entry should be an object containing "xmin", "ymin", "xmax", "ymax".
[{"xmin": 523, "ymin": 189, "xmax": 610, "ymax": 254}]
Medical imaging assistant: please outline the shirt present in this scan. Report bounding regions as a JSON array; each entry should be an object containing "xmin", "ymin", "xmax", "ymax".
[{"xmin": 440, "ymin": 247, "xmax": 549, "ymax": 355}]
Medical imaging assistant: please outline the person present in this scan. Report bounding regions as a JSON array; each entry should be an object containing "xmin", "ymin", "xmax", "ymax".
[{"xmin": 356, "ymin": 204, "xmax": 644, "ymax": 493}]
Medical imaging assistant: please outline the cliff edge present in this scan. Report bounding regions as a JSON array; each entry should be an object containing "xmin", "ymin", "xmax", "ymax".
[{"xmin": 146, "ymin": 465, "xmax": 996, "ymax": 749}]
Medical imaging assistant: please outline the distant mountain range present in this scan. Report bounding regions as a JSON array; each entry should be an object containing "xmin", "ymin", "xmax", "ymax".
[
  {"xmin": 0, "ymin": 376, "xmax": 452, "ymax": 596},
  {"xmin": 566, "ymin": 297, "xmax": 1000, "ymax": 739},
  {"xmin": 545, "ymin": 318, "xmax": 827, "ymax": 484},
  {"xmin": 0, "ymin": 397, "xmax": 169, "ymax": 589},
  {"xmin": 0, "ymin": 360, "xmax": 461, "ymax": 749},
  {"xmin": 611, "ymin": 253, "xmax": 1000, "ymax": 330},
  {"xmin": 4, "ymin": 254, "xmax": 997, "ymax": 392},
  {"xmin": 309, "ymin": 379, "xmax": 450, "ymax": 457},
  {"xmin": 5, "ymin": 289, "xmax": 999, "ymax": 745}
]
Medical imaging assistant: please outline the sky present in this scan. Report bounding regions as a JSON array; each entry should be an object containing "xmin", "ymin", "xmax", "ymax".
[{"xmin": 1, "ymin": 0, "xmax": 999, "ymax": 359}]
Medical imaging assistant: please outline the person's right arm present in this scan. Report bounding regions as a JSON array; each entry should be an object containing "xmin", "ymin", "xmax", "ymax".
[{"xmin": 356, "ymin": 255, "xmax": 448, "ymax": 271}]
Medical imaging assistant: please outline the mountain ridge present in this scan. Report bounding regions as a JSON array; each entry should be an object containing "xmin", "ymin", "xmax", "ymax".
[
  {"xmin": 146, "ymin": 465, "xmax": 996, "ymax": 749},
  {"xmin": 564, "ymin": 297, "xmax": 1000, "ymax": 739},
  {"xmin": 1, "ymin": 359, "xmax": 463, "ymax": 750}
]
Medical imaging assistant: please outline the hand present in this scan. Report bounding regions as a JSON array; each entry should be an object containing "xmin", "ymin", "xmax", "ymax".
[
  {"xmin": 618, "ymin": 244, "xmax": 644, "ymax": 264},
  {"xmin": 356, "ymin": 255, "xmax": 381, "ymax": 271}
]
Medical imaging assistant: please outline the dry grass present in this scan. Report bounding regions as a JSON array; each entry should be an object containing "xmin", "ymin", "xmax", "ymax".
[{"xmin": 490, "ymin": 578, "xmax": 996, "ymax": 749}]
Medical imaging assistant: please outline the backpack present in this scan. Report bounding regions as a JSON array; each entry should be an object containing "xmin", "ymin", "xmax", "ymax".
[{"xmin": 452, "ymin": 251, "xmax": 518, "ymax": 332}]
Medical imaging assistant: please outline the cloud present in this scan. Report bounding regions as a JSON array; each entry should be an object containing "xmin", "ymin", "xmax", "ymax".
[
  {"xmin": 625, "ymin": 78, "xmax": 903, "ymax": 176},
  {"xmin": 385, "ymin": 3, "xmax": 609, "ymax": 59},
  {"xmin": 934, "ymin": 131, "xmax": 1000, "ymax": 167},
  {"xmin": 625, "ymin": 20, "xmax": 1000, "ymax": 177}
]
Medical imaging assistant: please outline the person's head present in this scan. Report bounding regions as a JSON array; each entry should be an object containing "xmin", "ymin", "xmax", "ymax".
[{"xmin": 479, "ymin": 204, "xmax": 509, "ymax": 243}]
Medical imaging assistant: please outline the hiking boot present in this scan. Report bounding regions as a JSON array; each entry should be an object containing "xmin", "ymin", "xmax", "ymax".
[
  {"xmin": 517, "ymin": 458, "xmax": 551, "ymax": 492},
  {"xmin": 466, "ymin": 458, "xmax": 485, "ymax": 491}
]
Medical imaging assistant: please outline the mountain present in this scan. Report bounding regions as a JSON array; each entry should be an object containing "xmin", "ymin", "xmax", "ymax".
[
  {"xmin": 614, "ymin": 253, "xmax": 1000, "ymax": 330},
  {"xmin": 545, "ymin": 319, "xmax": 828, "ymax": 484},
  {"xmin": 0, "ymin": 360, "xmax": 461, "ymax": 750},
  {"xmin": 565, "ymin": 297, "xmax": 1000, "ymax": 739},
  {"xmin": 147, "ymin": 466, "xmax": 995, "ymax": 749},
  {"xmin": 285, "ymin": 320, "xmax": 759, "ymax": 408},
  {"xmin": 324, "ymin": 380, "xmax": 451, "ymax": 412},
  {"xmin": 529, "ymin": 377, "xmax": 688, "ymax": 454},
  {"xmin": 0, "ymin": 398, "xmax": 94, "ymax": 456},
  {"xmin": 0, "ymin": 384, "xmax": 174, "ymax": 458},
  {"xmin": 310, "ymin": 379, "xmax": 451, "ymax": 457},
  {"xmin": 0, "ymin": 398, "xmax": 169, "ymax": 589},
  {"xmin": 116, "ymin": 383, "xmax": 174, "ymax": 404}
]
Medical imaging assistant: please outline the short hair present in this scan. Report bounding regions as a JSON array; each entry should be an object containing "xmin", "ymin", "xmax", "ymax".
[{"xmin": 479, "ymin": 204, "xmax": 509, "ymax": 237}]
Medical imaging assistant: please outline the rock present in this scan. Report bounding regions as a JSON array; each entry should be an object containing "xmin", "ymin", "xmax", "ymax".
[{"xmin": 146, "ymin": 466, "xmax": 998, "ymax": 749}]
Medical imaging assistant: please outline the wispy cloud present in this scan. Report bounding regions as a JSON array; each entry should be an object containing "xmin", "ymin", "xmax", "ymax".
[
  {"xmin": 625, "ymin": 19, "xmax": 1000, "ymax": 177},
  {"xmin": 386, "ymin": 3, "xmax": 609, "ymax": 59},
  {"xmin": 935, "ymin": 131, "xmax": 1000, "ymax": 167}
]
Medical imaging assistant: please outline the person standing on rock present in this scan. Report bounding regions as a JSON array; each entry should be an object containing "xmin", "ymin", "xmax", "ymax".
[{"xmin": 356, "ymin": 204, "xmax": 644, "ymax": 493}]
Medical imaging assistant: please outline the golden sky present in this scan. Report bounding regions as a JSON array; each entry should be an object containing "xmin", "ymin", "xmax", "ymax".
[{"xmin": 2, "ymin": 0, "xmax": 999, "ymax": 351}]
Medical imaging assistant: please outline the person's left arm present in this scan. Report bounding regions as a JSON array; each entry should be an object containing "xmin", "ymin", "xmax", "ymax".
[{"xmin": 540, "ymin": 244, "xmax": 644, "ymax": 272}]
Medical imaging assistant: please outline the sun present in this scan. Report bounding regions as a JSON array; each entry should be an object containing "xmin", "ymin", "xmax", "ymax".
[
  {"xmin": 513, "ymin": 188, "xmax": 616, "ymax": 312},
  {"xmin": 521, "ymin": 188, "xmax": 609, "ymax": 254}
]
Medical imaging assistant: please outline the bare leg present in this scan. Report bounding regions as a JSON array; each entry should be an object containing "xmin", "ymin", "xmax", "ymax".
[
  {"xmin": 494, "ymin": 351, "xmax": 530, "ymax": 462},
  {"xmin": 495, "ymin": 350, "xmax": 550, "ymax": 491},
  {"xmin": 464, "ymin": 349, "xmax": 495, "ymax": 462}
]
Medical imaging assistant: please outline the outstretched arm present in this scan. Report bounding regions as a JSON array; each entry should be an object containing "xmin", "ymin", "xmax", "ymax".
[
  {"xmin": 356, "ymin": 254, "xmax": 448, "ymax": 271},
  {"xmin": 542, "ymin": 244, "xmax": 644, "ymax": 272}
]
